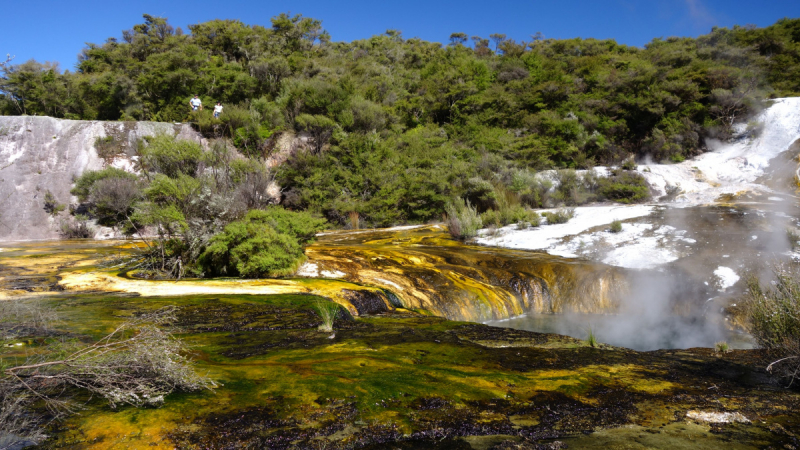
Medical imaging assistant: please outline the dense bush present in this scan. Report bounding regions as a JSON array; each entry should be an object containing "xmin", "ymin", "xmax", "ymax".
[
  {"xmin": 71, "ymin": 167, "xmax": 138, "ymax": 201},
  {"xmin": 70, "ymin": 135, "xmax": 291, "ymax": 278},
  {"xmin": 278, "ymin": 126, "xmax": 467, "ymax": 226},
  {"xmin": 596, "ymin": 170, "xmax": 650, "ymax": 204},
  {"xmin": 745, "ymin": 267, "xmax": 800, "ymax": 386},
  {"xmin": 138, "ymin": 135, "xmax": 204, "ymax": 178},
  {"xmin": 551, "ymin": 169, "xmax": 599, "ymax": 206},
  {"xmin": 198, "ymin": 207, "xmax": 327, "ymax": 277},
  {"xmin": 508, "ymin": 169, "xmax": 551, "ymax": 209},
  {"xmin": 3, "ymin": 15, "xmax": 799, "ymax": 225},
  {"xmin": 72, "ymin": 168, "xmax": 142, "ymax": 226}
]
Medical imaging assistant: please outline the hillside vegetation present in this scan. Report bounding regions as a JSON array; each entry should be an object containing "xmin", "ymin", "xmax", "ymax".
[{"xmin": 2, "ymin": 14, "xmax": 800, "ymax": 229}]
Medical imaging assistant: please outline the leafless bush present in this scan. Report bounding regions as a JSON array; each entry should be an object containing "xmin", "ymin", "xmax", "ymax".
[
  {"xmin": 89, "ymin": 177, "xmax": 142, "ymax": 220},
  {"xmin": 235, "ymin": 169, "xmax": 277, "ymax": 210},
  {"xmin": 0, "ymin": 299, "xmax": 58, "ymax": 446},
  {"xmin": 0, "ymin": 386, "xmax": 47, "ymax": 449},
  {"xmin": 59, "ymin": 215, "xmax": 93, "ymax": 239},
  {"xmin": 0, "ymin": 298, "xmax": 57, "ymax": 340},
  {"xmin": 2, "ymin": 304, "xmax": 217, "ymax": 438}
]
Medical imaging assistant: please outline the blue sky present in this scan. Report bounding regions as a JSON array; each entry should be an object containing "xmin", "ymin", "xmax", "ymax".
[{"xmin": 3, "ymin": 0, "xmax": 800, "ymax": 71}]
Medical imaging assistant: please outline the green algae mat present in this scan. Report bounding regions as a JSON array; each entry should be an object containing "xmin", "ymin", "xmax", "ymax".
[{"xmin": 16, "ymin": 293, "xmax": 797, "ymax": 449}]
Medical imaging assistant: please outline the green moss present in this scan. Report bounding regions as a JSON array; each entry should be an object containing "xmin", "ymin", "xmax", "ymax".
[{"xmin": 9, "ymin": 292, "xmax": 797, "ymax": 448}]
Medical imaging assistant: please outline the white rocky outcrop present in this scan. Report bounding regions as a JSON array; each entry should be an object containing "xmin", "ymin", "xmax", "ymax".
[{"xmin": 0, "ymin": 117, "xmax": 202, "ymax": 241}]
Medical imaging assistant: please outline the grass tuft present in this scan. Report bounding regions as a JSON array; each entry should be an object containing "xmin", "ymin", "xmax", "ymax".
[
  {"xmin": 313, "ymin": 298, "xmax": 340, "ymax": 333},
  {"xmin": 446, "ymin": 198, "xmax": 483, "ymax": 240},
  {"xmin": 714, "ymin": 341, "xmax": 730, "ymax": 354},
  {"xmin": 586, "ymin": 326, "xmax": 598, "ymax": 348}
]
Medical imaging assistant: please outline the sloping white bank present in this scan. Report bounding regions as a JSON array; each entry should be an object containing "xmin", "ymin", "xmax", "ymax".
[
  {"xmin": 475, "ymin": 205, "xmax": 654, "ymax": 252},
  {"xmin": 477, "ymin": 98, "xmax": 800, "ymax": 272},
  {"xmin": 641, "ymin": 97, "xmax": 800, "ymax": 202}
]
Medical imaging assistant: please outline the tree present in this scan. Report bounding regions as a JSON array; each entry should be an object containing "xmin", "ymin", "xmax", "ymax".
[
  {"xmin": 471, "ymin": 36, "xmax": 491, "ymax": 57},
  {"xmin": 295, "ymin": 113, "xmax": 336, "ymax": 153},
  {"xmin": 490, "ymin": 33, "xmax": 508, "ymax": 51},
  {"xmin": 449, "ymin": 32, "xmax": 468, "ymax": 47},
  {"xmin": 0, "ymin": 53, "xmax": 13, "ymax": 68}
]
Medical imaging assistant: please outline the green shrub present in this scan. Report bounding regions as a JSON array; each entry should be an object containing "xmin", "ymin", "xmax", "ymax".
[
  {"xmin": 43, "ymin": 190, "xmax": 66, "ymax": 216},
  {"xmin": 744, "ymin": 267, "xmax": 800, "ymax": 385},
  {"xmin": 197, "ymin": 207, "xmax": 327, "ymax": 278},
  {"xmin": 511, "ymin": 170, "xmax": 552, "ymax": 209},
  {"xmin": 139, "ymin": 135, "xmax": 204, "ymax": 178},
  {"xmin": 71, "ymin": 168, "xmax": 138, "ymax": 201},
  {"xmin": 446, "ymin": 198, "xmax": 483, "ymax": 240},
  {"xmin": 481, "ymin": 205, "xmax": 540, "ymax": 228},
  {"xmin": 219, "ymin": 104, "xmax": 254, "ymax": 132},
  {"xmin": 597, "ymin": 171, "xmax": 650, "ymax": 204},
  {"xmin": 463, "ymin": 177, "xmax": 498, "ymax": 213},
  {"xmin": 551, "ymin": 169, "xmax": 597, "ymax": 206},
  {"xmin": 295, "ymin": 113, "xmax": 336, "ymax": 153},
  {"xmin": 542, "ymin": 207, "xmax": 574, "ymax": 225},
  {"xmin": 130, "ymin": 203, "xmax": 188, "ymax": 236},
  {"xmin": 620, "ymin": 158, "xmax": 637, "ymax": 171},
  {"xmin": 232, "ymin": 123, "xmax": 273, "ymax": 157},
  {"xmin": 189, "ymin": 109, "xmax": 221, "ymax": 135},
  {"xmin": 343, "ymin": 96, "xmax": 387, "ymax": 132},
  {"xmin": 609, "ymin": 220, "xmax": 623, "ymax": 233},
  {"xmin": 144, "ymin": 174, "xmax": 201, "ymax": 205},
  {"xmin": 246, "ymin": 207, "xmax": 328, "ymax": 242},
  {"xmin": 670, "ymin": 153, "xmax": 685, "ymax": 163},
  {"xmin": 251, "ymin": 97, "xmax": 286, "ymax": 129},
  {"xmin": 521, "ymin": 183, "xmax": 551, "ymax": 208},
  {"xmin": 94, "ymin": 135, "xmax": 124, "ymax": 162},
  {"xmin": 277, "ymin": 128, "xmax": 469, "ymax": 227}
]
